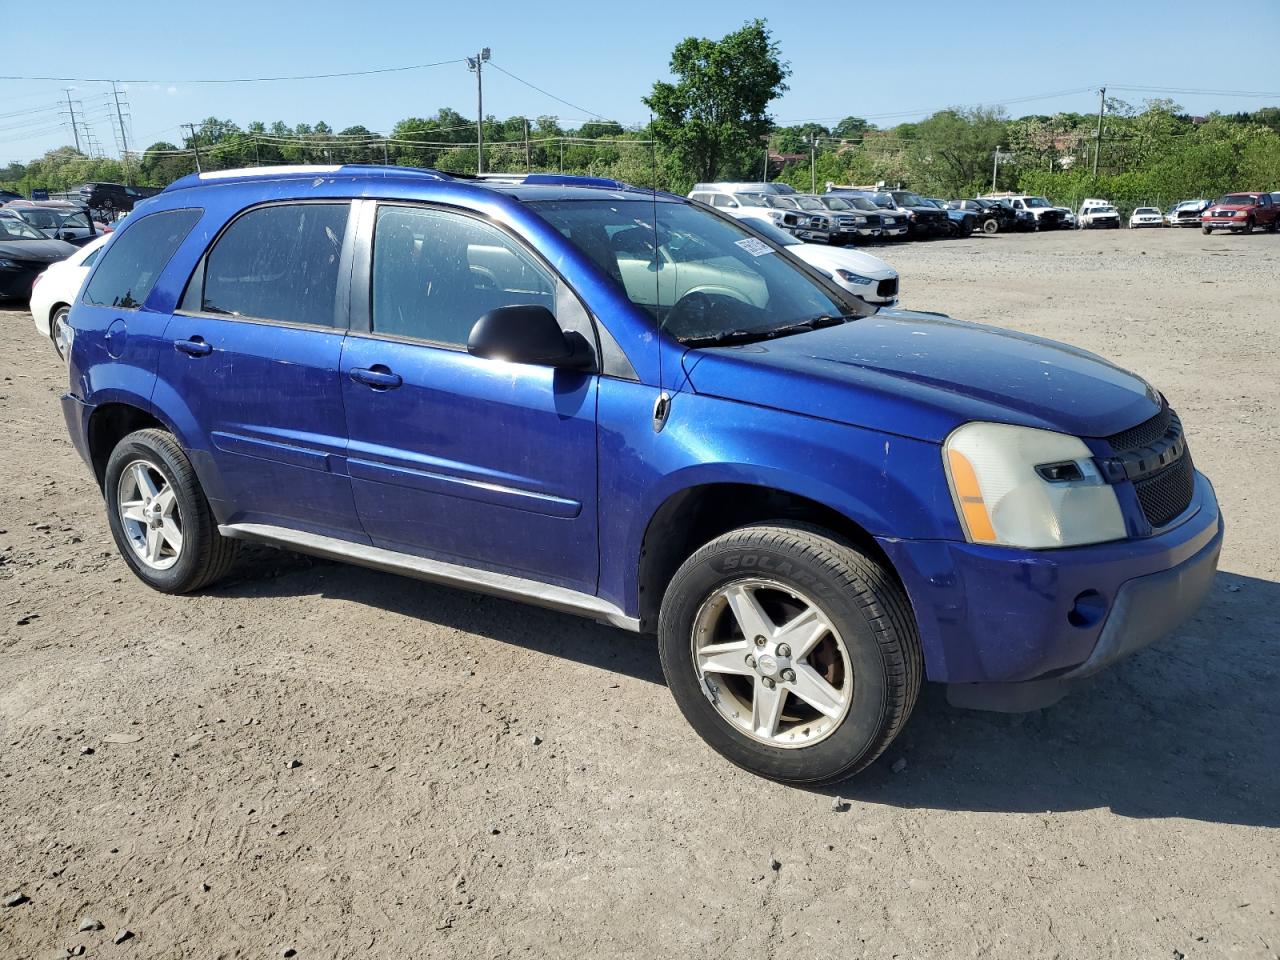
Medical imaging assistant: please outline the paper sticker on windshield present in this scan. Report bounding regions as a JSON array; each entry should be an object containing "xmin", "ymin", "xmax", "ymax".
[{"xmin": 735, "ymin": 237, "xmax": 774, "ymax": 257}]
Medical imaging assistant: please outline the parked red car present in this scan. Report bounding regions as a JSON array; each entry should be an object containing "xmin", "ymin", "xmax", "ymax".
[{"xmin": 1201, "ymin": 192, "xmax": 1278, "ymax": 234}]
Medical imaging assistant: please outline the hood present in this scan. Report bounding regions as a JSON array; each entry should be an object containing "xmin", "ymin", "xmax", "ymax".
[
  {"xmin": 682, "ymin": 310, "xmax": 1160, "ymax": 443},
  {"xmin": 1208, "ymin": 199, "xmax": 1258, "ymax": 212},
  {"xmin": 0, "ymin": 238, "xmax": 78, "ymax": 263},
  {"xmin": 790, "ymin": 243, "xmax": 895, "ymax": 279}
]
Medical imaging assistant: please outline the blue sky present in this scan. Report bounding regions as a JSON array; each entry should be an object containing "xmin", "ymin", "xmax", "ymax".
[{"xmin": 3, "ymin": 0, "xmax": 1278, "ymax": 162}]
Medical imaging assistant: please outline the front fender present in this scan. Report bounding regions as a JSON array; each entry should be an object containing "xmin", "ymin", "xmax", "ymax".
[{"xmin": 596, "ymin": 379, "xmax": 959, "ymax": 616}]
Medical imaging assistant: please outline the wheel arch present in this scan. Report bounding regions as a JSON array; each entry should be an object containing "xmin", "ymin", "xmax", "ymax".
[
  {"xmin": 86, "ymin": 401, "xmax": 167, "ymax": 487},
  {"xmin": 635, "ymin": 480, "xmax": 904, "ymax": 633}
]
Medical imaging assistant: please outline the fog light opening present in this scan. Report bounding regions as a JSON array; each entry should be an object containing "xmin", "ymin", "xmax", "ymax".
[{"xmin": 1068, "ymin": 590, "xmax": 1107, "ymax": 628}]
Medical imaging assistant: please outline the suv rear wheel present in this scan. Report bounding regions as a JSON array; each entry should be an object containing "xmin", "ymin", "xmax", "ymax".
[
  {"xmin": 103, "ymin": 428, "xmax": 237, "ymax": 593},
  {"xmin": 658, "ymin": 523, "xmax": 922, "ymax": 784}
]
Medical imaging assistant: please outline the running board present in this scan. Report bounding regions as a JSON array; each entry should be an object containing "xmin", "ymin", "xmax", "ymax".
[{"xmin": 217, "ymin": 522, "xmax": 641, "ymax": 632}]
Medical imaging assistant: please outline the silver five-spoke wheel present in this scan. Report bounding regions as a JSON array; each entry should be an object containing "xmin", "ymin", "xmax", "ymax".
[
  {"xmin": 692, "ymin": 578, "xmax": 852, "ymax": 748},
  {"xmin": 117, "ymin": 459, "xmax": 184, "ymax": 570}
]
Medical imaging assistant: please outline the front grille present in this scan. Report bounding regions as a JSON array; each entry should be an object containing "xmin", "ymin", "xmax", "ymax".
[
  {"xmin": 876, "ymin": 277, "xmax": 898, "ymax": 298},
  {"xmin": 1105, "ymin": 400, "xmax": 1195, "ymax": 527},
  {"xmin": 1106, "ymin": 400, "xmax": 1172, "ymax": 452},
  {"xmin": 1134, "ymin": 455, "xmax": 1196, "ymax": 528}
]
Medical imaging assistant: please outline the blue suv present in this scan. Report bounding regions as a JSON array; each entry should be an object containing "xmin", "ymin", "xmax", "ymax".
[{"xmin": 60, "ymin": 165, "xmax": 1223, "ymax": 784}]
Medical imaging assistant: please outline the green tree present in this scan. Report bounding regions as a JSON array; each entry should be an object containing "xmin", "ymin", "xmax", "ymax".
[
  {"xmin": 644, "ymin": 19, "xmax": 790, "ymax": 190},
  {"xmin": 907, "ymin": 107, "xmax": 1007, "ymax": 195}
]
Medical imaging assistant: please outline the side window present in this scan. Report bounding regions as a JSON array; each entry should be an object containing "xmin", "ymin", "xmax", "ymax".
[
  {"xmin": 82, "ymin": 246, "xmax": 102, "ymax": 268},
  {"xmin": 83, "ymin": 207, "xmax": 202, "ymax": 309},
  {"xmin": 371, "ymin": 205, "xmax": 555, "ymax": 347},
  {"xmin": 201, "ymin": 203, "xmax": 349, "ymax": 326}
]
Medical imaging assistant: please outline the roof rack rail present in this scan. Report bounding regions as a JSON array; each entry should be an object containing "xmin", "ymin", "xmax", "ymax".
[{"xmin": 161, "ymin": 164, "xmax": 453, "ymax": 193}]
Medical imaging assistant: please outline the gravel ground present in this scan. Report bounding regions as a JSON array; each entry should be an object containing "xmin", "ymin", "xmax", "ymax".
[{"xmin": 1, "ymin": 226, "xmax": 1277, "ymax": 960}]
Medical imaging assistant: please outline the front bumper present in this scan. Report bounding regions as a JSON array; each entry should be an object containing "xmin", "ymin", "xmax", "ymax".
[
  {"xmin": 1203, "ymin": 218, "xmax": 1246, "ymax": 229},
  {"xmin": 0, "ymin": 263, "xmax": 42, "ymax": 300},
  {"xmin": 877, "ymin": 470, "xmax": 1222, "ymax": 702}
]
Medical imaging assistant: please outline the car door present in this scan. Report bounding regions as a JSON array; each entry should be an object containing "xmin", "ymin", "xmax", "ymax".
[
  {"xmin": 340, "ymin": 201, "xmax": 599, "ymax": 592},
  {"xmin": 158, "ymin": 200, "xmax": 366, "ymax": 541}
]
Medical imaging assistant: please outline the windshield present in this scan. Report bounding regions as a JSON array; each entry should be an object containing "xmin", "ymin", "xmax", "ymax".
[
  {"xmin": 733, "ymin": 193, "xmax": 771, "ymax": 208},
  {"xmin": 870, "ymin": 193, "xmax": 896, "ymax": 209},
  {"xmin": 892, "ymin": 192, "xmax": 928, "ymax": 207},
  {"xmin": 14, "ymin": 208, "xmax": 65, "ymax": 230},
  {"xmin": 1219, "ymin": 194, "xmax": 1256, "ymax": 205},
  {"xmin": 1135, "ymin": 208, "xmax": 1158, "ymax": 215},
  {"xmin": 531, "ymin": 199, "xmax": 861, "ymax": 345},
  {"xmin": 0, "ymin": 217, "xmax": 46, "ymax": 241},
  {"xmin": 1024, "ymin": 197, "xmax": 1052, "ymax": 208},
  {"xmin": 826, "ymin": 196, "xmax": 879, "ymax": 212},
  {"xmin": 794, "ymin": 197, "xmax": 825, "ymax": 211},
  {"xmin": 1092, "ymin": 206, "xmax": 1117, "ymax": 214}
]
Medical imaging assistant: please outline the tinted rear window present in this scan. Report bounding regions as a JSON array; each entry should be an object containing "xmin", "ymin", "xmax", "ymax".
[
  {"xmin": 82, "ymin": 208, "xmax": 202, "ymax": 309},
  {"xmin": 201, "ymin": 203, "xmax": 349, "ymax": 327}
]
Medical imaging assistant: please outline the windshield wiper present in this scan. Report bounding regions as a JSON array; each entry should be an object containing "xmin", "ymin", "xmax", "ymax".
[{"xmin": 682, "ymin": 313, "xmax": 852, "ymax": 348}]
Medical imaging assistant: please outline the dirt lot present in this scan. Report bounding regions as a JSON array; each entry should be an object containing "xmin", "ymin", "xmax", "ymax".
[{"xmin": 1, "ymin": 226, "xmax": 1277, "ymax": 960}]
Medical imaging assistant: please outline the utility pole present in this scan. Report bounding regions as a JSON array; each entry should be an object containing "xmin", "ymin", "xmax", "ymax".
[
  {"xmin": 1093, "ymin": 86, "xmax": 1106, "ymax": 177},
  {"xmin": 761, "ymin": 143, "xmax": 769, "ymax": 184},
  {"xmin": 110, "ymin": 82, "xmax": 132, "ymax": 183},
  {"xmin": 466, "ymin": 48, "xmax": 491, "ymax": 174},
  {"xmin": 523, "ymin": 117, "xmax": 530, "ymax": 172},
  {"xmin": 382, "ymin": 141, "xmax": 389, "ymax": 165},
  {"xmin": 185, "ymin": 123, "xmax": 203, "ymax": 173},
  {"xmin": 809, "ymin": 133, "xmax": 817, "ymax": 194},
  {"xmin": 63, "ymin": 90, "xmax": 82, "ymax": 153},
  {"xmin": 559, "ymin": 138, "xmax": 564, "ymax": 172}
]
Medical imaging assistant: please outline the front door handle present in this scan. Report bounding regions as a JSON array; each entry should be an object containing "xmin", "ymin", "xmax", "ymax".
[
  {"xmin": 174, "ymin": 336, "xmax": 212, "ymax": 357},
  {"xmin": 350, "ymin": 365, "xmax": 403, "ymax": 390}
]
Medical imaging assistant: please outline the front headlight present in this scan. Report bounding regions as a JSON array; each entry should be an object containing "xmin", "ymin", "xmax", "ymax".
[
  {"xmin": 853, "ymin": 216, "xmax": 867, "ymax": 224},
  {"xmin": 943, "ymin": 422, "xmax": 1126, "ymax": 549},
  {"xmin": 835, "ymin": 269, "xmax": 873, "ymax": 285}
]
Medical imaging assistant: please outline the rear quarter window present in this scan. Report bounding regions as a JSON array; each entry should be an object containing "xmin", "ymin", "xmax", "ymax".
[{"xmin": 82, "ymin": 208, "xmax": 202, "ymax": 310}]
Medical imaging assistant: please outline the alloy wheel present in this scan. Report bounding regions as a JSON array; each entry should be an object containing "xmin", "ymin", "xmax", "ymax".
[
  {"xmin": 117, "ymin": 459, "xmax": 184, "ymax": 570},
  {"xmin": 691, "ymin": 578, "xmax": 853, "ymax": 749}
]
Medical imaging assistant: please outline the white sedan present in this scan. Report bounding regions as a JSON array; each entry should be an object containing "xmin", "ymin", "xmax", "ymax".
[
  {"xmin": 1129, "ymin": 207, "xmax": 1163, "ymax": 228},
  {"xmin": 30, "ymin": 234, "xmax": 107, "ymax": 359},
  {"xmin": 740, "ymin": 216, "xmax": 898, "ymax": 305}
]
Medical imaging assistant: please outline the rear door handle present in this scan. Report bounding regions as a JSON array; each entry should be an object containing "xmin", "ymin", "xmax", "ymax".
[
  {"xmin": 174, "ymin": 337, "xmax": 212, "ymax": 357},
  {"xmin": 349, "ymin": 365, "xmax": 403, "ymax": 390}
]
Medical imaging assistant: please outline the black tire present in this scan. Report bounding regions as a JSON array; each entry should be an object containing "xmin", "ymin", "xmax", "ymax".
[
  {"xmin": 103, "ymin": 428, "xmax": 238, "ymax": 593},
  {"xmin": 982, "ymin": 217, "xmax": 999, "ymax": 235},
  {"xmin": 1244, "ymin": 217, "xmax": 1254, "ymax": 234},
  {"xmin": 1202, "ymin": 226, "xmax": 1212, "ymax": 235},
  {"xmin": 658, "ymin": 522, "xmax": 922, "ymax": 784},
  {"xmin": 49, "ymin": 305, "xmax": 70, "ymax": 360}
]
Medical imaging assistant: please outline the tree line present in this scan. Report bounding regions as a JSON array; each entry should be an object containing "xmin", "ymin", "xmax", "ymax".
[{"xmin": 4, "ymin": 20, "xmax": 1278, "ymax": 214}]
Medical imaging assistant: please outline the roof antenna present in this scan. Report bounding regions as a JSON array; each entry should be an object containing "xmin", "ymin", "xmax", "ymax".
[{"xmin": 650, "ymin": 123, "xmax": 670, "ymax": 433}]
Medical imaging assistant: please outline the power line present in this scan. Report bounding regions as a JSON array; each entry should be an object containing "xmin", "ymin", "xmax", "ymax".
[
  {"xmin": 0, "ymin": 58, "xmax": 467, "ymax": 84},
  {"xmin": 486, "ymin": 61, "xmax": 608, "ymax": 120}
]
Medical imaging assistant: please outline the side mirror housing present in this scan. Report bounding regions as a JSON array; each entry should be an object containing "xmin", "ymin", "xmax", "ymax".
[{"xmin": 467, "ymin": 304, "xmax": 592, "ymax": 370}]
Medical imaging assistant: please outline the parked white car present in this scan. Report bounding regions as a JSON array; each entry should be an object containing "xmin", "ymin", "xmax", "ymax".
[
  {"xmin": 30, "ymin": 234, "xmax": 107, "ymax": 358},
  {"xmin": 1078, "ymin": 204, "xmax": 1121, "ymax": 229},
  {"xmin": 1169, "ymin": 199, "xmax": 1212, "ymax": 227},
  {"xmin": 1129, "ymin": 206, "xmax": 1163, "ymax": 228},
  {"xmin": 739, "ymin": 216, "xmax": 899, "ymax": 305}
]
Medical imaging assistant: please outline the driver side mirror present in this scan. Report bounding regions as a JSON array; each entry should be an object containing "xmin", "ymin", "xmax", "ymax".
[{"xmin": 467, "ymin": 304, "xmax": 592, "ymax": 370}]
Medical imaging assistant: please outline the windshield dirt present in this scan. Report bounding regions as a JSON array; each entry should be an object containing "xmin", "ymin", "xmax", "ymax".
[{"xmin": 531, "ymin": 199, "xmax": 862, "ymax": 345}]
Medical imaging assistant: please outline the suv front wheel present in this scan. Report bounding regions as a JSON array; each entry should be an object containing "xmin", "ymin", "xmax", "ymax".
[
  {"xmin": 103, "ymin": 428, "xmax": 238, "ymax": 593},
  {"xmin": 658, "ymin": 523, "xmax": 922, "ymax": 784}
]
